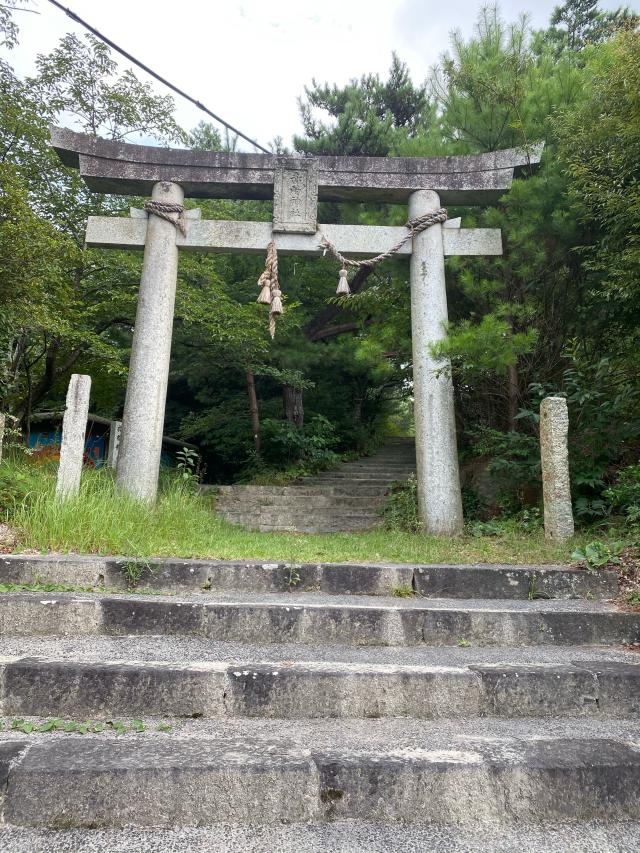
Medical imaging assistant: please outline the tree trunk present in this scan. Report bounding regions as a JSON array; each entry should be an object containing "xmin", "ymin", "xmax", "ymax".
[
  {"xmin": 245, "ymin": 371, "xmax": 261, "ymax": 456},
  {"xmin": 283, "ymin": 385, "xmax": 304, "ymax": 429},
  {"xmin": 507, "ymin": 363, "xmax": 519, "ymax": 432}
]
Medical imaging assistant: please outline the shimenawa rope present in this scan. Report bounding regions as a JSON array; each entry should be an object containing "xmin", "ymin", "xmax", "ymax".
[
  {"xmin": 319, "ymin": 208, "xmax": 448, "ymax": 294},
  {"xmin": 144, "ymin": 201, "xmax": 188, "ymax": 236},
  {"xmin": 256, "ymin": 208, "xmax": 447, "ymax": 336}
]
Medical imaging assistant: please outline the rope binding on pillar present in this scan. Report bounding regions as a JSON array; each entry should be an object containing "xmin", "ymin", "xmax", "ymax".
[
  {"xmin": 256, "ymin": 240, "xmax": 283, "ymax": 339},
  {"xmin": 144, "ymin": 200, "xmax": 188, "ymax": 236},
  {"xmin": 319, "ymin": 207, "xmax": 448, "ymax": 294}
]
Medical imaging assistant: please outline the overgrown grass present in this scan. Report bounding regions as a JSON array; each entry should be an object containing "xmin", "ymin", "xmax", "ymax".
[{"xmin": 2, "ymin": 461, "xmax": 624, "ymax": 564}]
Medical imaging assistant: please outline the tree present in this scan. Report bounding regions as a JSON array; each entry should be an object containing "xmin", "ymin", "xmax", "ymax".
[
  {"xmin": 543, "ymin": 0, "xmax": 637, "ymax": 54},
  {"xmin": 188, "ymin": 121, "xmax": 222, "ymax": 152},
  {"xmin": 431, "ymin": 6, "xmax": 537, "ymax": 153},
  {"xmin": 555, "ymin": 28, "xmax": 640, "ymax": 360},
  {"xmin": 33, "ymin": 34, "xmax": 184, "ymax": 143},
  {"xmin": 295, "ymin": 54, "xmax": 432, "ymax": 156},
  {"xmin": 0, "ymin": 29, "xmax": 185, "ymax": 428}
]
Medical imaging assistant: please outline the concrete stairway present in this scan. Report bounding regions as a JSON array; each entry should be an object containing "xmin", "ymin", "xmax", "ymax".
[
  {"xmin": 214, "ymin": 436, "xmax": 416, "ymax": 533},
  {"xmin": 0, "ymin": 553, "xmax": 639, "ymax": 851}
]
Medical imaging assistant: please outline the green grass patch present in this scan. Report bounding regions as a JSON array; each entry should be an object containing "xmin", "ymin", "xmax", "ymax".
[{"xmin": 1, "ymin": 460, "xmax": 622, "ymax": 565}]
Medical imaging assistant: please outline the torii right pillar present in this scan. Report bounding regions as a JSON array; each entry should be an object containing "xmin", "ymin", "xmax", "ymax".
[{"xmin": 410, "ymin": 189, "xmax": 463, "ymax": 536}]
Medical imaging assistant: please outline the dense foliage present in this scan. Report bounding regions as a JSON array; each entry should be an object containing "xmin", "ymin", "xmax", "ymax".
[{"xmin": 1, "ymin": 1, "xmax": 639, "ymax": 529}]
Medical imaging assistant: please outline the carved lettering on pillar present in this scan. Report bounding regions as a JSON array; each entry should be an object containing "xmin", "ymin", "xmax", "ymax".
[{"xmin": 272, "ymin": 158, "xmax": 318, "ymax": 234}]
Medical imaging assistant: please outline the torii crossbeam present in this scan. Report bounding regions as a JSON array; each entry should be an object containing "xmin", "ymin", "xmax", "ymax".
[{"xmin": 51, "ymin": 127, "xmax": 541, "ymax": 536}]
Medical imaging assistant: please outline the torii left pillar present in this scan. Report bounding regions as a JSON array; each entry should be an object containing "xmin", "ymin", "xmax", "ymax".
[{"xmin": 116, "ymin": 180, "xmax": 183, "ymax": 501}]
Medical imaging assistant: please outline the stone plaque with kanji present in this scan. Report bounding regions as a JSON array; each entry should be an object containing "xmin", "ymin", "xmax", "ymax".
[{"xmin": 272, "ymin": 158, "xmax": 318, "ymax": 234}]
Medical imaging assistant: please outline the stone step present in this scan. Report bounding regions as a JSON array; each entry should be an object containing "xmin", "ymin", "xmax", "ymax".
[
  {"xmin": 307, "ymin": 472, "xmax": 402, "ymax": 481},
  {"xmin": 219, "ymin": 507, "xmax": 382, "ymax": 519},
  {"xmin": 0, "ymin": 555, "xmax": 618, "ymax": 599},
  {"xmin": 215, "ymin": 484, "xmax": 388, "ymax": 497},
  {"xmin": 217, "ymin": 507, "xmax": 383, "ymax": 522},
  {"xmin": 298, "ymin": 481, "xmax": 393, "ymax": 491},
  {"xmin": 220, "ymin": 507, "xmax": 382, "ymax": 533},
  {"xmin": 343, "ymin": 462, "xmax": 414, "ymax": 470},
  {"xmin": 339, "ymin": 458, "xmax": 416, "ymax": 466},
  {"xmin": 218, "ymin": 506, "xmax": 382, "ymax": 517},
  {"xmin": 216, "ymin": 494, "xmax": 384, "ymax": 509},
  {"xmin": 2, "ymin": 719, "xmax": 640, "ymax": 827},
  {"xmin": 337, "ymin": 462, "xmax": 416, "ymax": 470},
  {"xmin": 1, "ymin": 592, "xmax": 637, "ymax": 647},
  {"xmin": 3, "ymin": 655, "xmax": 637, "ymax": 720},
  {"xmin": 5, "ymin": 635, "xmax": 636, "ymax": 668},
  {"xmin": 321, "ymin": 473, "xmax": 411, "ymax": 482},
  {"xmin": 4, "ymin": 820, "xmax": 640, "ymax": 853}
]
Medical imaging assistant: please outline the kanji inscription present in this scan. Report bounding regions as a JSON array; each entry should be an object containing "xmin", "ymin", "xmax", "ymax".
[{"xmin": 272, "ymin": 158, "xmax": 318, "ymax": 234}]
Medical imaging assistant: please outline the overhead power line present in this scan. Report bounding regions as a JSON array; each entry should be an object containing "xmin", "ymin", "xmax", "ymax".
[{"xmin": 46, "ymin": 0, "xmax": 271, "ymax": 154}]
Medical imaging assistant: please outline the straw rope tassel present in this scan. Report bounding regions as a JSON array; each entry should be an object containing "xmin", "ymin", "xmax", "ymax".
[
  {"xmin": 256, "ymin": 240, "xmax": 284, "ymax": 339},
  {"xmin": 336, "ymin": 268, "xmax": 350, "ymax": 295},
  {"xmin": 256, "ymin": 271, "xmax": 272, "ymax": 305}
]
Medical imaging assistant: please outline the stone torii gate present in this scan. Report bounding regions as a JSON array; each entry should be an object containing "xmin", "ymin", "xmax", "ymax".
[{"xmin": 51, "ymin": 127, "xmax": 540, "ymax": 536}]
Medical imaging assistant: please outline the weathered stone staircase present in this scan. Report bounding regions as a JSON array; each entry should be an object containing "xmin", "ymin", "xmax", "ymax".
[
  {"xmin": 214, "ymin": 436, "xmax": 416, "ymax": 532},
  {"xmin": 0, "ymin": 553, "xmax": 639, "ymax": 851}
]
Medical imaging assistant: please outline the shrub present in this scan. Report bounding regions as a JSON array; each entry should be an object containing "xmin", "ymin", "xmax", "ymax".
[
  {"xmin": 603, "ymin": 465, "xmax": 640, "ymax": 526},
  {"xmin": 251, "ymin": 415, "xmax": 340, "ymax": 474},
  {"xmin": 464, "ymin": 426, "xmax": 540, "ymax": 514},
  {"xmin": 380, "ymin": 474, "xmax": 421, "ymax": 533}
]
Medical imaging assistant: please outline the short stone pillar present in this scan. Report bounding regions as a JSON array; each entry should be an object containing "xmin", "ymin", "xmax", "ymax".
[
  {"xmin": 116, "ymin": 180, "xmax": 184, "ymax": 501},
  {"xmin": 56, "ymin": 374, "xmax": 91, "ymax": 499},
  {"xmin": 540, "ymin": 396, "xmax": 574, "ymax": 542},
  {"xmin": 107, "ymin": 420, "xmax": 121, "ymax": 469},
  {"xmin": 0, "ymin": 413, "xmax": 5, "ymax": 464},
  {"xmin": 409, "ymin": 189, "xmax": 464, "ymax": 536}
]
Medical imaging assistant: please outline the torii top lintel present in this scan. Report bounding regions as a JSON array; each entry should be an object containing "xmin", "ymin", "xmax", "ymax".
[{"xmin": 51, "ymin": 127, "xmax": 542, "ymax": 206}]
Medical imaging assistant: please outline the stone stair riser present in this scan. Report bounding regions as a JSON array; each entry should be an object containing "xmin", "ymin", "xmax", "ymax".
[
  {"xmin": 307, "ymin": 473, "xmax": 406, "ymax": 480},
  {"xmin": 219, "ymin": 511, "xmax": 381, "ymax": 524},
  {"xmin": 4, "ymin": 737, "xmax": 639, "ymax": 827},
  {"xmin": 0, "ymin": 556, "xmax": 618, "ymax": 599},
  {"xmin": 216, "ymin": 496, "xmax": 385, "ymax": 509},
  {"xmin": 1, "ymin": 596, "xmax": 638, "ymax": 647},
  {"xmin": 248, "ymin": 522, "xmax": 380, "ymax": 533},
  {"xmin": 218, "ymin": 516, "xmax": 381, "ymax": 532},
  {"xmin": 3, "ymin": 658, "xmax": 637, "ymax": 720},
  {"xmin": 336, "ymin": 466, "xmax": 415, "ymax": 473},
  {"xmin": 217, "ymin": 486, "xmax": 388, "ymax": 497},
  {"xmin": 217, "ymin": 509, "xmax": 383, "ymax": 522}
]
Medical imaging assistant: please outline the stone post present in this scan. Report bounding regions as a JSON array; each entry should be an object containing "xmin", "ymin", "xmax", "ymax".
[
  {"xmin": 107, "ymin": 420, "xmax": 121, "ymax": 469},
  {"xmin": 116, "ymin": 181, "xmax": 184, "ymax": 501},
  {"xmin": 409, "ymin": 190, "xmax": 463, "ymax": 536},
  {"xmin": 0, "ymin": 413, "xmax": 5, "ymax": 464},
  {"xmin": 56, "ymin": 374, "xmax": 91, "ymax": 499},
  {"xmin": 540, "ymin": 396, "xmax": 574, "ymax": 542}
]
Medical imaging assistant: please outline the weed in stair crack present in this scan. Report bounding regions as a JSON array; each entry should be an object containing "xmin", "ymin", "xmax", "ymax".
[
  {"xmin": 285, "ymin": 526, "xmax": 301, "ymax": 589},
  {"xmin": 120, "ymin": 558, "xmax": 154, "ymax": 590},
  {"xmin": 1, "ymin": 717, "xmax": 165, "ymax": 735}
]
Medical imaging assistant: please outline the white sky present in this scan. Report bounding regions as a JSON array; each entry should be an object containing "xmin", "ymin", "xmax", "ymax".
[{"xmin": 6, "ymin": 0, "xmax": 637, "ymax": 150}]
